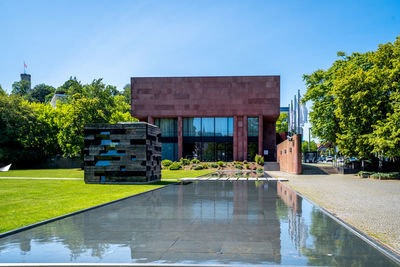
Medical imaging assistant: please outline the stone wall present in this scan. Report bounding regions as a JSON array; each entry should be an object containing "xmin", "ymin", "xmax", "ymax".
[
  {"xmin": 84, "ymin": 122, "xmax": 161, "ymax": 184},
  {"xmin": 131, "ymin": 76, "xmax": 280, "ymax": 161},
  {"xmin": 276, "ymin": 134, "xmax": 302, "ymax": 174}
]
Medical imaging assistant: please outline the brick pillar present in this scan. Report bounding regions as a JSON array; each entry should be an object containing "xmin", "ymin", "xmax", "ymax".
[
  {"xmin": 243, "ymin": 116, "xmax": 248, "ymax": 161},
  {"xmin": 237, "ymin": 116, "xmax": 243, "ymax": 161},
  {"xmin": 147, "ymin": 116, "xmax": 154, "ymax": 125},
  {"xmin": 258, "ymin": 115, "xmax": 263, "ymax": 156},
  {"xmin": 233, "ymin": 116, "xmax": 238, "ymax": 161},
  {"xmin": 178, "ymin": 116, "xmax": 183, "ymax": 160}
]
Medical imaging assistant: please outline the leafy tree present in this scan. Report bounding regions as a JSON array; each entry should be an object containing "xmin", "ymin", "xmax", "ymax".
[
  {"xmin": 276, "ymin": 113, "xmax": 288, "ymax": 132},
  {"xmin": 28, "ymin": 83, "xmax": 56, "ymax": 103},
  {"xmin": 302, "ymin": 141, "xmax": 318, "ymax": 152},
  {"xmin": 11, "ymin": 80, "xmax": 31, "ymax": 96},
  {"xmin": 0, "ymin": 94, "xmax": 56, "ymax": 165},
  {"xmin": 55, "ymin": 79, "xmax": 136, "ymax": 157},
  {"xmin": 58, "ymin": 77, "xmax": 83, "ymax": 95},
  {"xmin": 0, "ymin": 85, "xmax": 6, "ymax": 96},
  {"xmin": 56, "ymin": 96, "xmax": 107, "ymax": 157},
  {"xmin": 122, "ymin": 83, "xmax": 131, "ymax": 105},
  {"xmin": 303, "ymin": 35, "xmax": 400, "ymax": 160}
]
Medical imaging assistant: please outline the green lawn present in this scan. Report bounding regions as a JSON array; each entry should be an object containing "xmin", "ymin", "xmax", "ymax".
[
  {"xmin": 0, "ymin": 169, "xmax": 213, "ymax": 233},
  {"xmin": 0, "ymin": 168, "xmax": 84, "ymax": 178},
  {"xmin": 161, "ymin": 169, "xmax": 214, "ymax": 179},
  {"xmin": 0, "ymin": 179, "xmax": 171, "ymax": 233},
  {"xmin": 0, "ymin": 168, "xmax": 214, "ymax": 180}
]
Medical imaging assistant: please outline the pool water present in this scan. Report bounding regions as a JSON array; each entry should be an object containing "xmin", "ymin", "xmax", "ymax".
[{"xmin": 0, "ymin": 181, "xmax": 398, "ymax": 266}]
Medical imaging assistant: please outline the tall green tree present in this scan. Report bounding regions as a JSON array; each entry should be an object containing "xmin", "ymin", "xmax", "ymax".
[
  {"xmin": 0, "ymin": 94, "xmax": 56, "ymax": 165},
  {"xmin": 276, "ymin": 113, "xmax": 288, "ymax": 133},
  {"xmin": 11, "ymin": 80, "xmax": 31, "ymax": 96},
  {"xmin": 303, "ymin": 35, "xmax": 400, "ymax": 160},
  {"xmin": 0, "ymin": 85, "xmax": 6, "ymax": 96},
  {"xmin": 122, "ymin": 83, "xmax": 131, "ymax": 105},
  {"xmin": 54, "ymin": 79, "xmax": 135, "ymax": 157},
  {"xmin": 28, "ymin": 83, "xmax": 56, "ymax": 103}
]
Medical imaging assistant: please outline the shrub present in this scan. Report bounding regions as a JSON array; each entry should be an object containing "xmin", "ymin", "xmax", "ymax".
[
  {"xmin": 180, "ymin": 158, "xmax": 190, "ymax": 166},
  {"xmin": 193, "ymin": 165, "xmax": 203, "ymax": 170},
  {"xmin": 243, "ymin": 160, "xmax": 248, "ymax": 164},
  {"xmin": 162, "ymin": 160, "xmax": 173, "ymax": 168},
  {"xmin": 210, "ymin": 163, "xmax": 218, "ymax": 168},
  {"xmin": 370, "ymin": 172, "xmax": 400, "ymax": 180},
  {"xmin": 201, "ymin": 163, "xmax": 209, "ymax": 169},
  {"xmin": 245, "ymin": 163, "xmax": 250, "ymax": 169},
  {"xmin": 235, "ymin": 164, "xmax": 243, "ymax": 169},
  {"xmin": 357, "ymin": 171, "xmax": 373, "ymax": 178},
  {"xmin": 217, "ymin": 161, "xmax": 225, "ymax": 167},
  {"xmin": 169, "ymin": 162, "xmax": 182, "ymax": 170},
  {"xmin": 255, "ymin": 154, "xmax": 264, "ymax": 165},
  {"xmin": 191, "ymin": 159, "xmax": 200, "ymax": 164},
  {"xmin": 256, "ymin": 167, "xmax": 264, "ymax": 173}
]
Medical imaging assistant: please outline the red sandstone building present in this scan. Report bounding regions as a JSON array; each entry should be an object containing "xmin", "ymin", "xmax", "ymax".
[{"xmin": 131, "ymin": 76, "xmax": 280, "ymax": 162}]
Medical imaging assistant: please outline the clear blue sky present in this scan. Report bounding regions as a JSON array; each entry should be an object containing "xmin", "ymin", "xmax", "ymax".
[{"xmin": 0, "ymin": 0, "xmax": 399, "ymax": 106}]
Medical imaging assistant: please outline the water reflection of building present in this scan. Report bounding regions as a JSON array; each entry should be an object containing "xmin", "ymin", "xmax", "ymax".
[
  {"xmin": 0, "ymin": 182, "xmax": 282, "ymax": 264},
  {"xmin": 277, "ymin": 182, "xmax": 308, "ymax": 251}
]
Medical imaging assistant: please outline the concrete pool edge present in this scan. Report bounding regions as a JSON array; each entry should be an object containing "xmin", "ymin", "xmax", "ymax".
[
  {"xmin": 0, "ymin": 264, "xmax": 300, "ymax": 267},
  {"xmin": 0, "ymin": 182, "xmax": 179, "ymax": 239},
  {"xmin": 280, "ymin": 181, "xmax": 400, "ymax": 265}
]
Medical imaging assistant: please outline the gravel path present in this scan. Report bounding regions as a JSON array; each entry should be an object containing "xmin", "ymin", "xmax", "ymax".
[{"xmin": 268, "ymin": 168, "xmax": 400, "ymax": 255}]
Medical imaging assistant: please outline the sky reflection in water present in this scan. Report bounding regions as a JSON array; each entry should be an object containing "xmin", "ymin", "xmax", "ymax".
[{"xmin": 0, "ymin": 180, "xmax": 398, "ymax": 266}]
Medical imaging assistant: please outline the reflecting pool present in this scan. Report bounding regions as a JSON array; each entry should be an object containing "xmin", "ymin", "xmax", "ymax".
[{"xmin": 0, "ymin": 181, "xmax": 398, "ymax": 266}]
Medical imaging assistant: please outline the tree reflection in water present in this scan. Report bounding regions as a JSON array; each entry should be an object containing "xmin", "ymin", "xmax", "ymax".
[{"xmin": 276, "ymin": 182, "xmax": 398, "ymax": 267}]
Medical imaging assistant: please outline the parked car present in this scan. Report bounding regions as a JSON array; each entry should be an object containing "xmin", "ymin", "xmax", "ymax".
[{"xmin": 326, "ymin": 156, "xmax": 333, "ymax": 162}]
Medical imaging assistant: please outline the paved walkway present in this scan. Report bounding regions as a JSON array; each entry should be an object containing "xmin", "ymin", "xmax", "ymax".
[{"xmin": 268, "ymin": 167, "xmax": 400, "ymax": 255}]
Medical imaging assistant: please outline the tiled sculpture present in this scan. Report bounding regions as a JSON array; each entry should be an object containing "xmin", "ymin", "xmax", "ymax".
[{"xmin": 84, "ymin": 122, "xmax": 161, "ymax": 184}]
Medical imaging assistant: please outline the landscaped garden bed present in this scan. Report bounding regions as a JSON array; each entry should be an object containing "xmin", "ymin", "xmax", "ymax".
[
  {"xmin": 357, "ymin": 171, "xmax": 400, "ymax": 180},
  {"xmin": 162, "ymin": 154, "xmax": 265, "ymax": 172}
]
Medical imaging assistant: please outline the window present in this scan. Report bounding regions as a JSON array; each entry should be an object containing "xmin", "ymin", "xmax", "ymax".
[
  {"xmin": 228, "ymin": 117, "xmax": 233, "ymax": 136},
  {"xmin": 202, "ymin": 117, "xmax": 214, "ymax": 136},
  {"xmin": 215, "ymin": 117, "xmax": 228, "ymax": 136},
  {"xmin": 248, "ymin": 117, "xmax": 259, "ymax": 137},
  {"xmin": 154, "ymin": 118, "xmax": 177, "ymax": 137},
  {"xmin": 183, "ymin": 118, "xmax": 201, "ymax": 136},
  {"xmin": 162, "ymin": 143, "xmax": 178, "ymax": 161}
]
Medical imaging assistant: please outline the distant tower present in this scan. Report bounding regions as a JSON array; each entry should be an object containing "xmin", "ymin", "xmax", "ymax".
[{"xmin": 21, "ymin": 62, "xmax": 31, "ymax": 89}]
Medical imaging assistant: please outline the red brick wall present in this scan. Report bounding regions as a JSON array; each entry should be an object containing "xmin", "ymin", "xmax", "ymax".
[
  {"xmin": 131, "ymin": 76, "xmax": 280, "ymax": 119},
  {"xmin": 277, "ymin": 134, "xmax": 302, "ymax": 174},
  {"xmin": 131, "ymin": 76, "xmax": 280, "ymax": 161}
]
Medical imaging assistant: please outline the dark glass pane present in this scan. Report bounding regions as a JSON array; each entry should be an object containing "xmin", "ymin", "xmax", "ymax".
[
  {"xmin": 248, "ymin": 141, "xmax": 258, "ymax": 161},
  {"xmin": 202, "ymin": 117, "xmax": 214, "ymax": 136},
  {"xmin": 154, "ymin": 118, "xmax": 177, "ymax": 137},
  {"xmin": 216, "ymin": 142, "xmax": 226, "ymax": 161},
  {"xmin": 161, "ymin": 143, "xmax": 177, "ymax": 161},
  {"xmin": 248, "ymin": 117, "xmax": 259, "ymax": 137},
  {"xmin": 202, "ymin": 142, "xmax": 216, "ymax": 161},
  {"xmin": 183, "ymin": 142, "xmax": 201, "ymax": 159},
  {"xmin": 226, "ymin": 142, "xmax": 233, "ymax": 161},
  {"xmin": 183, "ymin": 118, "xmax": 201, "ymax": 136},
  {"xmin": 228, "ymin": 117, "xmax": 233, "ymax": 136},
  {"xmin": 215, "ymin": 117, "xmax": 228, "ymax": 137}
]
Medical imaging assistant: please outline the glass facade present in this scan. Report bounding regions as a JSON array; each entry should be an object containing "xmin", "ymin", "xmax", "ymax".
[
  {"xmin": 247, "ymin": 117, "xmax": 259, "ymax": 137},
  {"xmin": 155, "ymin": 118, "xmax": 178, "ymax": 161},
  {"xmin": 183, "ymin": 117, "xmax": 201, "ymax": 136},
  {"xmin": 248, "ymin": 117, "xmax": 259, "ymax": 161},
  {"xmin": 183, "ymin": 117, "xmax": 233, "ymax": 161},
  {"xmin": 154, "ymin": 118, "xmax": 177, "ymax": 137},
  {"xmin": 162, "ymin": 143, "xmax": 178, "ymax": 162}
]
